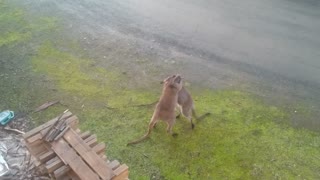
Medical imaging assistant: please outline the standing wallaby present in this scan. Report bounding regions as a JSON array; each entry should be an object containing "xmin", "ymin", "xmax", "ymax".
[
  {"xmin": 127, "ymin": 74, "xmax": 183, "ymax": 145},
  {"xmin": 176, "ymin": 86, "xmax": 211, "ymax": 129}
]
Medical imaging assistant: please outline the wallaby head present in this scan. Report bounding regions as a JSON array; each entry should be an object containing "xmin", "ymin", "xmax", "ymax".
[{"xmin": 161, "ymin": 74, "xmax": 183, "ymax": 93}]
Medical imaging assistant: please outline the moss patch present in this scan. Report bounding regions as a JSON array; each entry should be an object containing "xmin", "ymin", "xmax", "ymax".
[
  {"xmin": 142, "ymin": 91, "xmax": 320, "ymax": 179},
  {"xmin": 31, "ymin": 44, "xmax": 320, "ymax": 179},
  {"xmin": 0, "ymin": 0, "xmax": 59, "ymax": 116},
  {"xmin": 0, "ymin": 1, "xmax": 30, "ymax": 46},
  {"xmin": 31, "ymin": 42, "xmax": 158, "ymax": 108}
]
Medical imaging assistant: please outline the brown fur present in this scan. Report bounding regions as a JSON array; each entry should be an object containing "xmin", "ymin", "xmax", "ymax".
[
  {"xmin": 127, "ymin": 75, "xmax": 183, "ymax": 145},
  {"xmin": 176, "ymin": 86, "xmax": 211, "ymax": 129}
]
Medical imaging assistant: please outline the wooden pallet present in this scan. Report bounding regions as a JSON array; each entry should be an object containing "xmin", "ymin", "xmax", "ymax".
[{"xmin": 23, "ymin": 112, "xmax": 129, "ymax": 180}]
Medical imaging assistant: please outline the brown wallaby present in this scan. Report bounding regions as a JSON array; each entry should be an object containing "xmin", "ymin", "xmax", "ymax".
[
  {"xmin": 176, "ymin": 86, "xmax": 211, "ymax": 129},
  {"xmin": 127, "ymin": 74, "xmax": 183, "ymax": 145}
]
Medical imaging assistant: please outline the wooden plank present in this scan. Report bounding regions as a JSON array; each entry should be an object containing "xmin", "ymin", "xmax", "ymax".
[
  {"xmin": 68, "ymin": 170, "xmax": 81, "ymax": 180},
  {"xmin": 26, "ymin": 116, "xmax": 78, "ymax": 156},
  {"xmin": 25, "ymin": 115, "xmax": 78, "ymax": 160},
  {"xmin": 86, "ymin": 137, "xmax": 98, "ymax": 147},
  {"xmin": 45, "ymin": 136, "xmax": 106, "ymax": 175},
  {"xmin": 75, "ymin": 128, "xmax": 81, "ymax": 133},
  {"xmin": 92, "ymin": 143, "xmax": 105, "ymax": 155},
  {"xmin": 108, "ymin": 160, "xmax": 120, "ymax": 170},
  {"xmin": 83, "ymin": 134, "xmax": 97, "ymax": 143},
  {"xmin": 98, "ymin": 150, "xmax": 105, "ymax": 156},
  {"xmin": 39, "ymin": 150, "xmax": 55, "ymax": 163},
  {"xmin": 112, "ymin": 170, "xmax": 129, "ymax": 180},
  {"xmin": 31, "ymin": 156, "xmax": 41, "ymax": 167},
  {"xmin": 65, "ymin": 115, "xmax": 79, "ymax": 129},
  {"xmin": 25, "ymin": 143, "xmax": 47, "ymax": 157},
  {"xmin": 46, "ymin": 156, "xmax": 59, "ymax": 166},
  {"xmin": 52, "ymin": 138, "xmax": 99, "ymax": 180},
  {"xmin": 101, "ymin": 155, "xmax": 107, "ymax": 161},
  {"xmin": 80, "ymin": 131, "xmax": 91, "ymax": 139},
  {"xmin": 113, "ymin": 164, "xmax": 129, "ymax": 176},
  {"xmin": 112, "ymin": 164, "xmax": 129, "ymax": 180},
  {"xmin": 23, "ymin": 111, "xmax": 73, "ymax": 139},
  {"xmin": 56, "ymin": 175, "xmax": 72, "ymax": 180},
  {"xmin": 63, "ymin": 129, "xmax": 114, "ymax": 180},
  {"xmin": 53, "ymin": 165, "xmax": 70, "ymax": 178},
  {"xmin": 40, "ymin": 115, "xmax": 78, "ymax": 137},
  {"xmin": 27, "ymin": 133, "xmax": 42, "ymax": 144},
  {"xmin": 46, "ymin": 156, "xmax": 64, "ymax": 173},
  {"xmin": 56, "ymin": 172, "xmax": 80, "ymax": 180},
  {"xmin": 25, "ymin": 115, "xmax": 77, "ymax": 144},
  {"xmin": 28, "ymin": 139, "xmax": 43, "ymax": 148}
]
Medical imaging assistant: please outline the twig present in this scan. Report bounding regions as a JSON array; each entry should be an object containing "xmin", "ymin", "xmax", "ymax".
[
  {"xmin": 43, "ymin": 109, "xmax": 69, "ymax": 139},
  {"xmin": 54, "ymin": 126, "xmax": 70, "ymax": 141},
  {"xmin": 4, "ymin": 126, "xmax": 25, "ymax": 134},
  {"xmin": 46, "ymin": 120, "xmax": 67, "ymax": 142},
  {"xmin": 33, "ymin": 100, "xmax": 60, "ymax": 113}
]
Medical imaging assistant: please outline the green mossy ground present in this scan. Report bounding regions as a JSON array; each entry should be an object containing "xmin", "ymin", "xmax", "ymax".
[
  {"xmin": 0, "ymin": 0, "xmax": 59, "ymax": 115},
  {"xmin": 1, "ymin": 1, "xmax": 320, "ymax": 179}
]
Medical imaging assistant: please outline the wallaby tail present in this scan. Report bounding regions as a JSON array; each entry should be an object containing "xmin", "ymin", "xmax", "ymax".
[
  {"xmin": 128, "ymin": 114, "xmax": 159, "ymax": 146},
  {"xmin": 192, "ymin": 109, "xmax": 211, "ymax": 121},
  {"xmin": 127, "ymin": 133, "xmax": 150, "ymax": 145},
  {"xmin": 127, "ymin": 125, "xmax": 154, "ymax": 146}
]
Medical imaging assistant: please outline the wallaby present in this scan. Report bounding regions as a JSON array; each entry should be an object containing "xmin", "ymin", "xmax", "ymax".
[
  {"xmin": 176, "ymin": 86, "xmax": 211, "ymax": 129},
  {"xmin": 127, "ymin": 74, "xmax": 183, "ymax": 145}
]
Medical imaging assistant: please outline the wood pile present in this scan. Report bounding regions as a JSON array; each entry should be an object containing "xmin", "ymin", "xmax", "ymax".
[{"xmin": 23, "ymin": 111, "xmax": 129, "ymax": 180}]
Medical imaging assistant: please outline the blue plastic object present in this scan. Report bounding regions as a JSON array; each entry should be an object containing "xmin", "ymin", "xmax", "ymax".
[{"xmin": 0, "ymin": 110, "xmax": 14, "ymax": 125}]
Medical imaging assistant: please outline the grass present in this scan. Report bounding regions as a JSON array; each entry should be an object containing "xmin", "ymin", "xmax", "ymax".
[
  {"xmin": 0, "ymin": 0, "xmax": 59, "ymax": 114},
  {"xmin": 30, "ymin": 44, "xmax": 320, "ymax": 179},
  {"xmin": 1, "ymin": 0, "xmax": 320, "ymax": 179}
]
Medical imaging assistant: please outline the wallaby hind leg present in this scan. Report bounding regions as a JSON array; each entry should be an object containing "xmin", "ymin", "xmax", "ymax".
[
  {"xmin": 166, "ymin": 120, "xmax": 178, "ymax": 137},
  {"xmin": 148, "ymin": 121, "xmax": 157, "ymax": 135},
  {"xmin": 148, "ymin": 116, "xmax": 158, "ymax": 132},
  {"xmin": 176, "ymin": 113, "xmax": 181, "ymax": 119},
  {"xmin": 175, "ymin": 105, "xmax": 182, "ymax": 119},
  {"xmin": 182, "ymin": 107, "xmax": 194, "ymax": 129},
  {"xmin": 188, "ymin": 116, "xmax": 194, "ymax": 129},
  {"xmin": 153, "ymin": 121, "xmax": 158, "ymax": 129}
]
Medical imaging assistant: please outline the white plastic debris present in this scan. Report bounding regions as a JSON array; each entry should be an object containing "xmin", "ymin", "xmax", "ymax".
[{"xmin": 0, "ymin": 142, "xmax": 9, "ymax": 176}]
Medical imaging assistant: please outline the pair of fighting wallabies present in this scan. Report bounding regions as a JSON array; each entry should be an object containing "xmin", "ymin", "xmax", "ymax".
[{"xmin": 127, "ymin": 74, "xmax": 210, "ymax": 145}]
